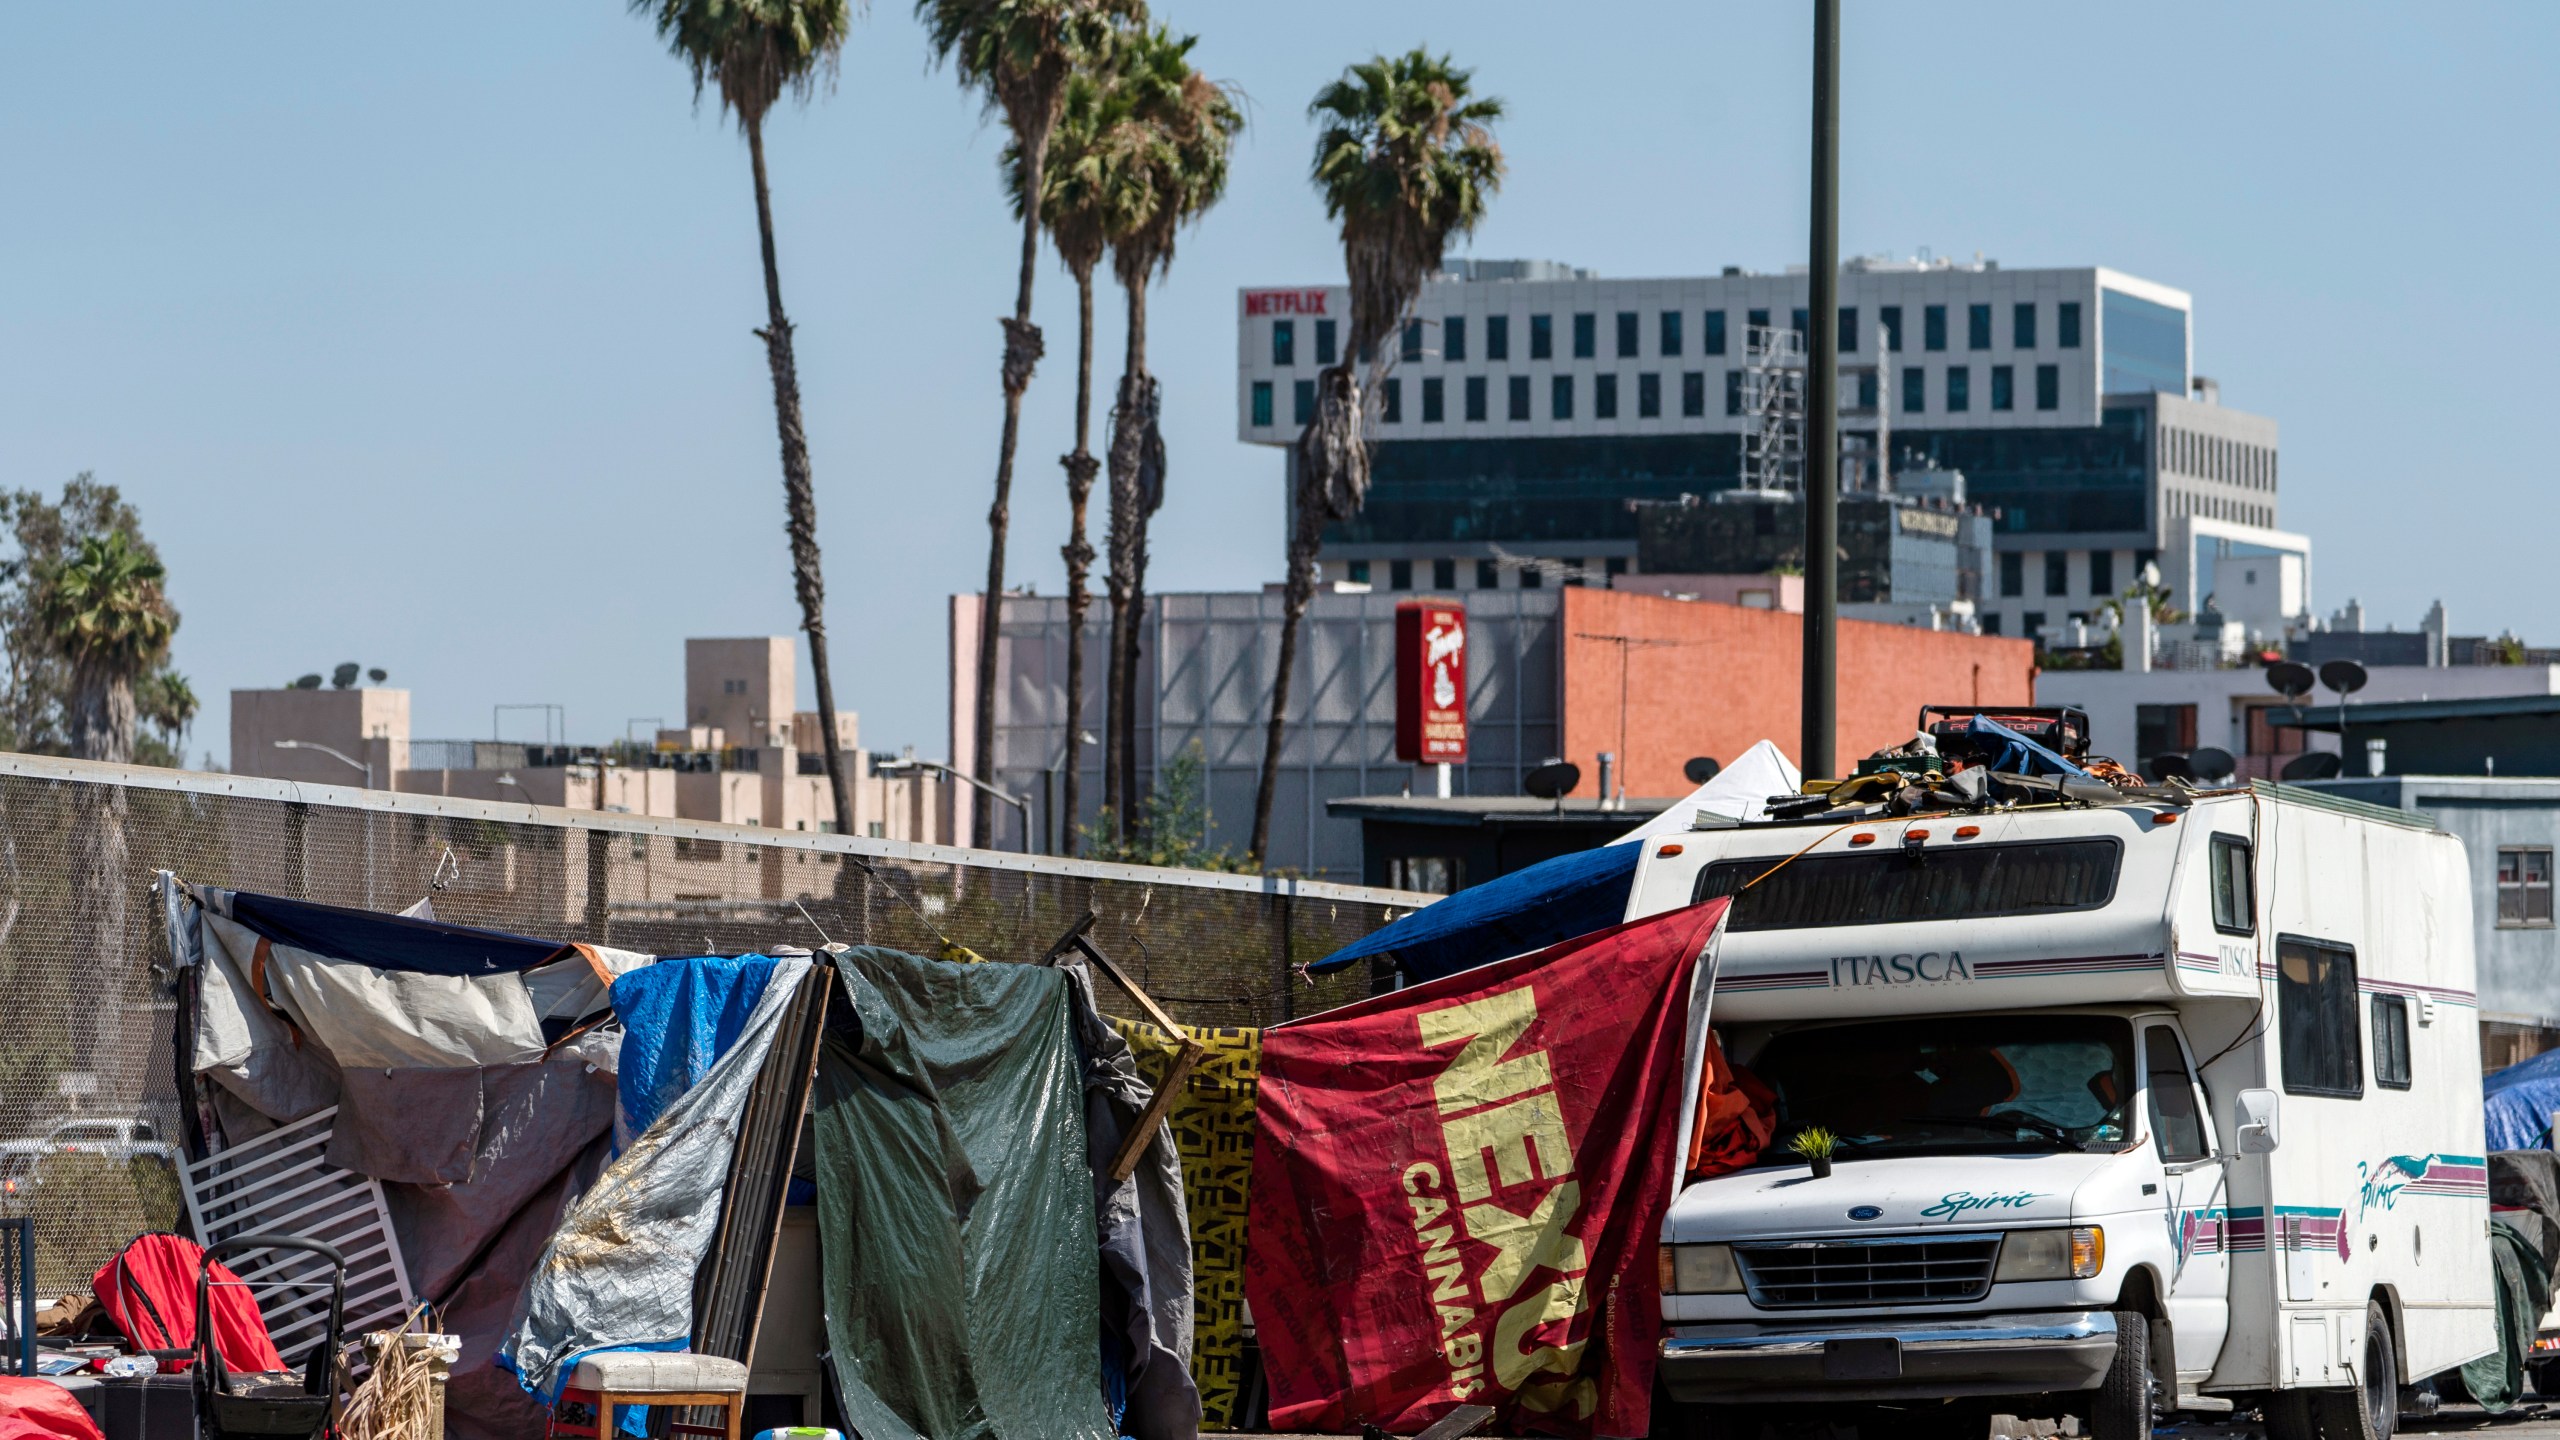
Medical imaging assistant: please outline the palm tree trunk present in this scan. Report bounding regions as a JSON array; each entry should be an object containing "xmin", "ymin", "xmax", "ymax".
[
  {"xmin": 1249, "ymin": 496, "xmax": 1325, "ymax": 868},
  {"xmin": 745, "ymin": 117, "xmax": 857, "ymax": 838},
  {"xmin": 975, "ymin": 144, "xmax": 1049, "ymax": 849},
  {"xmin": 67, "ymin": 666, "xmax": 134, "ymax": 1079},
  {"xmin": 1058, "ymin": 264, "xmax": 1099, "ymax": 857},
  {"xmin": 1106, "ymin": 277, "xmax": 1152, "ymax": 832}
]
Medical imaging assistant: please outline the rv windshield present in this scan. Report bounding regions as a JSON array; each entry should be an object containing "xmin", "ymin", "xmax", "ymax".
[{"xmin": 1748, "ymin": 1014, "xmax": 2136, "ymax": 1161}]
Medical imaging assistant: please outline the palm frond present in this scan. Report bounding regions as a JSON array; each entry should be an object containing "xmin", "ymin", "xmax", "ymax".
[{"xmin": 632, "ymin": 0, "xmax": 858, "ymax": 130}]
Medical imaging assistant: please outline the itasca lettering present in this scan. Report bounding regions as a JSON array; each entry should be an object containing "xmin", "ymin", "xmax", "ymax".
[{"xmin": 1829, "ymin": 952, "xmax": 1972, "ymax": 987}]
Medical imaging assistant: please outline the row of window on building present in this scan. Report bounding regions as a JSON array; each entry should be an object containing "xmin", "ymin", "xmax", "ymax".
[
  {"xmin": 1247, "ymin": 362, "xmax": 2070, "ymax": 427},
  {"xmin": 1265, "ymin": 300, "xmax": 2087, "ymax": 371},
  {"xmin": 2163, "ymin": 426, "xmax": 2276, "ymax": 491},
  {"xmin": 2168, "ymin": 490, "xmax": 2274, "ymax": 529},
  {"xmin": 1340, "ymin": 556, "xmax": 1627, "ymax": 591},
  {"xmin": 1995, "ymin": 548, "xmax": 2157, "ymax": 601}
]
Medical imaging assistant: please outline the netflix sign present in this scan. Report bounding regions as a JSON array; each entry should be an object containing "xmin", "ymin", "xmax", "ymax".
[
  {"xmin": 1244, "ymin": 288, "xmax": 1329, "ymax": 317},
  {"xmin": 1394, "ymin": 600, "xmax": 1469, "ymax": 765}
]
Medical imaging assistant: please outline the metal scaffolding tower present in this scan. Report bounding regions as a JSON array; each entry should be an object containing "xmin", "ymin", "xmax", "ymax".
[{"xmin": 1741, "ymin": 323, "xmax": 1806, "ymax": 494}]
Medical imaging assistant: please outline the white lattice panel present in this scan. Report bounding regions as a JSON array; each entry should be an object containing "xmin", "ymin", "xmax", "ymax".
[{"xmin": 181, "ymin": 1107, "xmax": 415, "ymax": 1360}]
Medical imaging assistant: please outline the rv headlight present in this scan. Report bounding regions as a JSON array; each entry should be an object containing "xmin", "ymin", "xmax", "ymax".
[
  {"xmin": 1657, "ymin": 1243, "xmax": 1743, "ymax": 1294},
  {"xmin": 1994, "ymin": 1226, "xmax": 2105, "ymax": 1282}
]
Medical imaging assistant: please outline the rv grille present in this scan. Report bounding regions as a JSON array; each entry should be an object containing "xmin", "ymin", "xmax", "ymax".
[{"xmin": 1734, "ymin": 1233, "xmax": 2001, "ymax": 1309}]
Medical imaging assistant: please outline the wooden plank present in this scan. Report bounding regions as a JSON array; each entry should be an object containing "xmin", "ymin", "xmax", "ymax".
[
  {"xmin": 1106, "ymin": 1040, "xmax": 1205, "ymax": 1183},
  {"xmin": 1072, "ymin": 932, "xmax": 1187, "ymax": 1038}
]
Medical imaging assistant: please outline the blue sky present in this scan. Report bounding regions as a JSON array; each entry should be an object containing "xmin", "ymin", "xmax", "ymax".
[{"xmin": 8, "ymin": 2, "xmax": 2554, "ymax": 767}]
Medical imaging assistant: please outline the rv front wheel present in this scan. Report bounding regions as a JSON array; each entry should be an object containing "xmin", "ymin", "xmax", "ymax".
[{"xmin": 2089, "ymin": 1308, "xmax": 2154, "ymax": 1440}]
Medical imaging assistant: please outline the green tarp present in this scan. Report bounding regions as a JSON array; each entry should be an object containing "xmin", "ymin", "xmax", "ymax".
[{"xmin": 813, "ymin": 947, "xmax": 1114, "ymax": 1440}]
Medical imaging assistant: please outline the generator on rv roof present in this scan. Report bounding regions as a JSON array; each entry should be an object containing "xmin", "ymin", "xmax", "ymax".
[
  {"xmin": 1919, "ymin": 704, "xmax": 2091, "ymax": 764},
  {"xmin": 1760, "ymin": 704, "xmax": 2169, "ymax": 824}
]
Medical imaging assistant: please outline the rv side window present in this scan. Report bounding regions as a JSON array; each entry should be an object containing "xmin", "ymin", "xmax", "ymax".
[
  {"xmin": 2372, "ymin": 995, "xmax": 2413, "ymax": 1090},
  {"xmin": 1691, "ymin": 839, "xmax": 2120, "ymax": 930},
  {"xmin": 2276, "ymin": 937, "xmax": 2363, "ymax": 1099},
  {"xmin": 2210, "ymin": 834, "xmax": 2254, "ymax": 935},
  {"xmin": 2142, "ymin": 1026, "xmax": 2209, "ymax": 1162}
]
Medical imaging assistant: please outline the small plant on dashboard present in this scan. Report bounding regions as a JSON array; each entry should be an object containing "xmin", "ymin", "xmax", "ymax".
[{"xmin": 1789, "ymin": 1126, "xmax": 1838, "ymax": 1178}]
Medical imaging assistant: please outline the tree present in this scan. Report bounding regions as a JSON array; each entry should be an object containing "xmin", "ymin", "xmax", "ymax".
[
  {"xmin": 1248, "ymin": 50, "xmax": 1503, "ymax": 866},
  {"xmin": 920, "ymin": 0, "xmax": 1138, "ymax": 846},
  {"xmin": 136, "ymin": 671, "xmax": 198, "ymax": 768},
  {"xmin": 630, "ymin": 0, "xmax": 861, "ymax": 837},
  {"xmin": 1098, "ymin": 26, "xmax": 1239, "ymax": 838}
]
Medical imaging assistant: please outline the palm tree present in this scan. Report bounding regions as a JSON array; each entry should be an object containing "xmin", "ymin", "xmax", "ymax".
[
  {"xmin": 139, "ymin": 669, "xmax": 198, "ymax": 762},
  {"xmin": 1100, "ymin": 28, "xmax": 1240, "ymax": 834},
  {"xmin": 919, "ymin": 0, "xmax": 1137, "ymax": 846},
  {"xmin": 1247, "ymin": 50, "xmax": 1503, "ymax": 867},
  {"xmin": 38, "ymin": 531, "xmax": 177, "ymax": 765},
  {"xmin": 631, "ymin": 0, "xmax": 861, "ymax": 837}
]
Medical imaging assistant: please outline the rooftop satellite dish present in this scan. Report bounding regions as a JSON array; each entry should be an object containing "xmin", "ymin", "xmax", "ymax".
[
  {"xmin": 2281, "ymin": 752, "xmax": 2344, "ymax": 782},
  {"xmin": 1683, "ymin": 756, "xmax": 1722, "ymax": 785},
  {"xmin": 2319, "ymin": 659, "xmax": 2370, "ymax": 697},
  {"xmin": 1523, "ymin": 761, "xmax": 1582, "ymax": 801},
  {"xmin": 2190, "ymin": 746, "xmax": 2237, "ymax": 783},
  {"xmin": 2266, "ymin": 661, "xmax": 2315, "ymax": 701},
  {"xmin": 2147, "ymin": 753, "xmax": 2194, "ymax": 783}
]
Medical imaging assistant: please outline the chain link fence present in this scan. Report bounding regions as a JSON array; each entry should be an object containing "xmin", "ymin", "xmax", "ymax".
[{"xmin": 0, "ymin": 752, "xmax": 1421, "ymax": 1292}]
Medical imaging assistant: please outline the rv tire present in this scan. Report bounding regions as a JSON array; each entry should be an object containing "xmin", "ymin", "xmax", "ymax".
[
  {"xmin": 2089, "ymin": 1308, "xmax": 2154, "ymax": 1440},
  {"xmin": 2263, "ymin": 1301, "xmax": 2397, "ymax": 1440}
]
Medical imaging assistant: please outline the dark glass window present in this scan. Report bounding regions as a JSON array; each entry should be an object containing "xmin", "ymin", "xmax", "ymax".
[
  {"xmin": 1573, "ymin": 313, "xmax": 1596, "ymax": 359},
  {"xmin": 1250, "ymin": 381, "xmax": 1272, "ymax": 427},
  {"xmin": 1292, "ymin": 379, "xmax": 1316, "ymax": 425},
  {"xmin": 1476, "ymin": 558, "xmax": 1498, "ymax": 588},
  {"xmin": 1464, "ymin": 375, "xmax": 1487, "ymax": 422},
  {"xmin": 1531, "ymin": 314, "xmax": 1554, "ymax": 360},
  {"xmin": 1967, "ymin": 303, "xmax": 1992, "ymax": 350},
  {"xmin": 1402, "ymin": 320, "xmax": 1424, "ymax": 362},
  {"xmin": 1421, "ymin": 376, "xmax": 1445, "ymax": 423},
  {"xmin": 1594, "ymin": 373, "xmax": 1618, "ymax": 419},
  {"xmin": 1389, "ymin": 558, "xmax": 1412, "ymax": 590},
  {"xmin": 1692, "ymin": 839, "xmax": 2122, "ymax": 930},
  {"xmin": 1838, "ymin": 306, "xmax": 1858, "ymax": 353},
  {"xmin": 1946, "ymin": 365, "xmax": 1970, "ymax": 412},
  {"xmin": 1901, "ymin": 367, "xmax": 1924, "ymax": 414},
  {"xmin": 1749, "ymin": 1015, "xmax": 2136, "ymax": 1163},
  {"xmin": 1660, "ymin": 311, "xmax": 1684, "ymax": 356},
  {"xmin": 1487, "ymin": 314, "xmax": 1511, "ymax": 361},
  {"xmin": 1520, "ymin": 564, "xmax": 1544, "ymax": 589},
  {"xmin": 2014, "ymin": 303, "xmax": 2037, "ymax": 350},
  {"xmin": 2135, "ymin": 704, "xmax": 2197, "ymax": 763},
  {"xmin": 1704, "ymin": 310, "xmax": 1728, "ymax": 355},
  {"xmin": 1879, "ymin": 305, "xmax": 1903, "ymax": 351},
  {"xmin": 1348, "ymin": 560, "xmax": 1370, "ymax": 584},
  {"xmin": 1638, "ymin": 372, "xmax": 1661, "ymax": 419},
  {"xmin": 1787, "ymin": 307, "xmax": 1806, "ymax": 341},
  {"xmin": 1273, "ymin": 320, "xmax": 1295, "ymax": 367},
  {"xmin": 1507, "ymin": 374, "xmax": 1531, "ymax": 421},
  {"xmin": 1924, "ymin": 304, "xmax": 1948, "ymax": 351},
  {"xmin": 1682, "ymin": 371, "xmax": 1706, "ymax": 417},
  {"xmin": 1990, "ymin": 365, "xmax": 2014, "ymax": 412},
  {"xmin": 1981, "ymin": 613, "xmax": 2001, "ymax": 636},
  {"xmin": 2058, "ymin": 301, "xmax": 2083, "ymax": 348},
  {"xmin": 2089, "ymin": 549, "xmax": 2114, "ymax": 596},
  {"xmin": 1999, "ymin": 551, "xmax": 2024, "ymax": 597},
  {"xmin": 1748, "ymin": 307, "xmax": 1771, "ymax": 335},
  {"xmin": 1315, "ymin": 319, "xmax": 1338, "ymax": 365},
  {"xmin": 1379, "ymin": 377, "xmax": 1402, "ymax": 423},
  {"xmin": 1606, "ymin": 556, "xmax": 1627, "ymax": 577},
  {"xmin": 1726, "ymin": 371, "xmax": 1744, "ymax": 416},
  {"xmin": 1616, "ymin": 311, "xmax": 1639, "ymax": 358},
  {"xmin": 1857, "ymin": 372, "xmax": 1877, "ymax": 409},
  {"xmin": 2036, "ymin": 363, "xmax": 2060, "ymax": 411},
  {"xmin": 2211, "ymin": 835, "xmax": 2254, "ymax": 934},
  {"xmin": 2145, "ymin": 1027, "xmax": 2209, "ymax": 1162},
  {"xmin": 2024, "ymin": 611, "xmax": 2046, "ymax": 641},
  {"xmin": 2044, "ymin": 551, "xmax": 2068, "ymax": 595},
  {"xmin": 1445, "ymin": 316, "xmax": 1467, "ymax": 362},
  {"xmin": 2277, "ymin": 938, "xmax": 2362, "ymax": 1099},
  {"xmin": 1433, "ymin": 557, "xmax": 1456, "ymax": 589},
  {"xmin": 2372, "ymin": 996, "xmax": 2412, "ymax": 1090},
  {"xmin": 1552, "ymin": 374, "xmax": 1574, "ymax": 420},
  {"xmin": 2103, "ymin": 289, "xmax": 2187, "ymax": 396},
  {"xmin": 2499, "ymin": 848, "xmax": 2554, "ymax": 927}
]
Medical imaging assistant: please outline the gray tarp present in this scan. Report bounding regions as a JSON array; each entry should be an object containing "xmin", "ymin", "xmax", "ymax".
[
  {"xmin": 813, "ymin": 946, "xmax": 1114, "ymax": 1440},
  {"xmin": 501, "ymin": 953, "xmax": 813, "ymax": 1402},
  {"xmin": 1059, "ymin": 958, "xmax": 1200, "ymax": 1440}
]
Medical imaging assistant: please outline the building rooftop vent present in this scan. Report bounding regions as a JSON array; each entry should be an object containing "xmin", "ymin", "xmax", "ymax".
[{"xmin": 1440, "ymin": 257, "xmax": 1596, "ymax": 282}]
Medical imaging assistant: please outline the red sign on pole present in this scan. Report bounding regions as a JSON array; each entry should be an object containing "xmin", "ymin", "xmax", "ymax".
[{"xmin": 1396, "ymin": 599, "xmax": 1469, "ymax": 764}]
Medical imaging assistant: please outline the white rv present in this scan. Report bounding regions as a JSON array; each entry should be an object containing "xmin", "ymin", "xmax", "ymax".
[{"xmin": 1636, "ymin": 780, "xmax": 2492, "ymax": 1440}]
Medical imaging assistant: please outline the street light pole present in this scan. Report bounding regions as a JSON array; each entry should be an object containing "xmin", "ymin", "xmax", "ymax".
[
  {"xmin": 1801, "ymin": 0, "xmax": 1842, "ymax": 781},
  {"xmin": 878, "ymin": 760, "xmax": 1034, "ymax": 853},
  {"xmin": 274, "ymin": 739, "xmax": 375, "ymax": 907}
]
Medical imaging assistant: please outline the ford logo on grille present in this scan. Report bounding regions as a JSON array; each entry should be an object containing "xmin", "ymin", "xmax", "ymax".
[{"xmin": 1847, "ymin": 1205, "xmax": 1884, "ymax": 1221}]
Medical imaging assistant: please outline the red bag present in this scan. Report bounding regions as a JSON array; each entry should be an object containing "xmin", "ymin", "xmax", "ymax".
[
  {"xmin": 91, "ymin": 1233, "xmax": 287, "ymax": 1373},
  {"xmin": 1247, "ymin": 900, "xmax": 1727, "ymax": 1438},
  {"xmin": 0, "ymin": 1377, "xmax": 104, "ymax": 1440}
]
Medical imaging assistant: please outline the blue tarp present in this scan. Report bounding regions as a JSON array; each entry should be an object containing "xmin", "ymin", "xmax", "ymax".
[
  {"xmin": 609, "ymin": 954, "xmax": 781, "ymax": 1150},
  {"xmin": 228, "ymin": 889, "xmax": 570, "ymax": 976},
  {"xmin": 2487, "ymin": 1049, "xmax": 2560, "ymax": 1150},
  {"xmin": 1308, "ymin": 842, "xmax": 1643, "ymax": 984}
]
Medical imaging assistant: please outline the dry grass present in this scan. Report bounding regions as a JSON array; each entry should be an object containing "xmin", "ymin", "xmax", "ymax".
[{"xmin": 338, "ymin": 1305, "xmax": 451, "ymax": 1440}]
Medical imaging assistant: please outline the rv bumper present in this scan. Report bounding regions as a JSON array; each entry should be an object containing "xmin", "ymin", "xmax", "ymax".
[{"xmin": 1657, "ymin": 1309, "xmax": 2120, "ymax": 1404}]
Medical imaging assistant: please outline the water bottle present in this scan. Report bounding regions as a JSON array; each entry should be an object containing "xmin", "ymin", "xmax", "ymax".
[{"xmin": 101, "ymin": 1354, "xmax": 160, "ymax": 1377}]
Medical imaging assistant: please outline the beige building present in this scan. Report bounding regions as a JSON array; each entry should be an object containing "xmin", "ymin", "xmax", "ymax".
[{"xmin": 230, "ymin": 638, "xmax": 954, "ymax": 845}]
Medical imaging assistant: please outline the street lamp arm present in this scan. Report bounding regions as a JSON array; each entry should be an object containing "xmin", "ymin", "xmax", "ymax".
[{"xmin": 274, "ymin": 738, "xmax": 373, "ymax": 785}]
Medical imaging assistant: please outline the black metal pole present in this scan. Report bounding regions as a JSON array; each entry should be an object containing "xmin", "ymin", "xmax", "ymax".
[{"xmin": 1802, "ymin": 0, "xmax": 1841, "ymax": 780}]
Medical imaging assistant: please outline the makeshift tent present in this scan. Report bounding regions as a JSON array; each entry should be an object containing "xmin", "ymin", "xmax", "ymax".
[
  {"xmin": 1314, "ymin": 743, "xmax": 1796, "ymax": 982},
  {"xmin": 2486, "ymin": 1047, "xmax": 2560, "ymax": 1150}
]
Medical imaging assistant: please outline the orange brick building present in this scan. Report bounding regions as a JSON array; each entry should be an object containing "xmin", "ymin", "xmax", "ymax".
[{"xmin": 1559, "ymin": 588, "xmax": 2038, "ymax": 799}]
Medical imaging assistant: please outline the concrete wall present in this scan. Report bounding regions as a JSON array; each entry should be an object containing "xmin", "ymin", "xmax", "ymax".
[
  {"xmin": 685, "ymin": 637, "xmax": 794, "ymax": 750},
  {"xmin": 1555, "ymin": 588, "xmax": 2037, "ymax": 798},
  {"xmin": 231, "ymin": 688, "xmax": 410, "ymax": 787}
]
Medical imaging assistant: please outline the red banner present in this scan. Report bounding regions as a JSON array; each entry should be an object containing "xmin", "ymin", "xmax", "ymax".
[{"xmin": 1246, "ymin": 901, "xmax": 1727, "ymax": 1437}]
